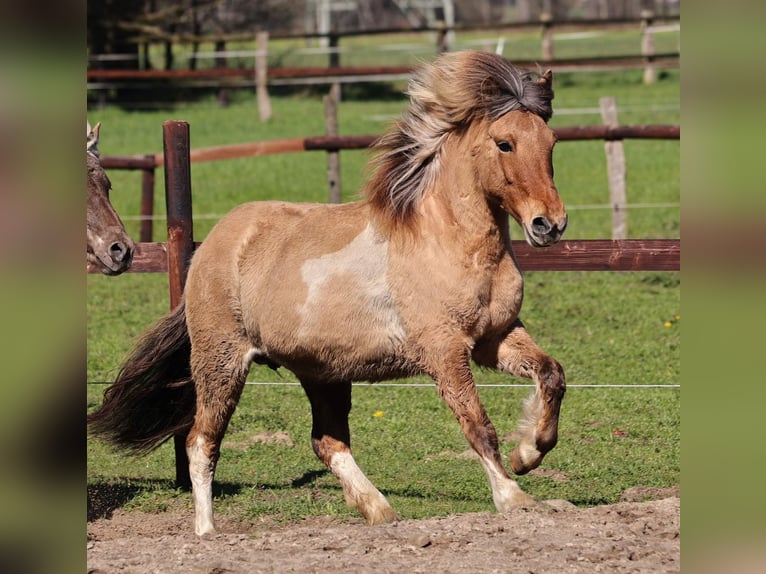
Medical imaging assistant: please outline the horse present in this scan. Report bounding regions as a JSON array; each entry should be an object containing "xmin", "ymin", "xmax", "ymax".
[
  {"xmin": 88, "ymin": 51, "xmax": 568, "ymax": 536},
  {"xmin": 87, "ymin": 121, "xmax": 134, "ymax": 275}
]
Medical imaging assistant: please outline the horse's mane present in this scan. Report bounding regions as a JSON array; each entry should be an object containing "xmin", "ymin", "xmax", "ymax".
[{"xmin": 365, "ymin": 51, "xmax": 553, "ymax": 229}]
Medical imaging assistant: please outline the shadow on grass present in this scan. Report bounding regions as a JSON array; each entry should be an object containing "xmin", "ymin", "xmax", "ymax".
[
  {"xmin": 88, "ymin": 469, "xmax": 494, "ymax": 523},
  {"xmin": 87, "ymin": 480, "xmax": 165, "ymax": 521},
  {"xmin": 88, "ymin": 471, "xmax": 334, "ymax": 522},
  {"xmin": 87, "ymin": 479, "xmax": 250, "ymax": 522},
  {"xmin": 291, "ymin": 469, "xmax": 328, "ymax": 488}
]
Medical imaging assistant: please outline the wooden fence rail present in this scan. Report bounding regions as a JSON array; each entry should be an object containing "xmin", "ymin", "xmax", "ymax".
[
  {"xmin": 86, "ymin": 53, "xmax": 679, "ymax": 84},
  {"xmin": 102, "ymin": 125, "xmax": 680, "ymax": 170},
  {"xmin": 91, "ymin": 120, "xmax": 681, "ymax": 276},
  {"xmin": 125, "ymin": 238, "xmax": 679, "ymax": 274},
  {"xmin": 116, "ymin": 14, "xmax": 680, "ymax": 47},
  {"xmin": 88, "ymin": 12, "xmax": 679, "ymax": 109},
  {"xmin": 93, "ymin": 13, "xmax": 679, "ymax": 70},
  {"xmin": 98, "ymin": 123, "xmax": 679, "ymax": 243}
]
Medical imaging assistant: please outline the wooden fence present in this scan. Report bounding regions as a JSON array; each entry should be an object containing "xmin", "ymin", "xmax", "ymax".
[
  {"xmin": 94, "ymin": 121, "xmax": 680, "ymax": 276},
  {"xmin": 87, "ymin": 12, "xmax": 680, "ymax": 105},
  {"xmin": 99, "ymin": 120, "xmax": 680, "ymax": 243}
]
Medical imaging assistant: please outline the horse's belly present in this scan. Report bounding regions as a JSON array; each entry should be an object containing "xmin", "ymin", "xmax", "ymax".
[
  {"xmin": 273, "ymin": 351, "xmax": 418, "ymax": 384},
  {"xmin": 266, "ymin": 271, "xmax": 410, "ymax": 380},
  {"xmin": 260, "ymin": 307, "xmax": 413, "ymax": 383}
]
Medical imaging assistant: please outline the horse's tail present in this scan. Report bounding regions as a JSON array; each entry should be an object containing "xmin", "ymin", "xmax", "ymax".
[{"xmin": 88, "ymin": 301, "xmax": 195, "ymax": 454}]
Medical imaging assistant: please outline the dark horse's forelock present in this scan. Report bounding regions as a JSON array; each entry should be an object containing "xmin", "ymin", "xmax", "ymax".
[{"xmin": 365, "ymin": 51, "xmax": 554, "ymax": 228}]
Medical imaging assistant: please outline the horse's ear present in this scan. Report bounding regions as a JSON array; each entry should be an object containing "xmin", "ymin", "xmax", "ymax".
[
  {"xmin": 539, "ymin": 69, "xmax": 553, "ymax": 88},
  {"xmin": 87, "ymin": 122, "xmax": 101, "ymax": 155}
]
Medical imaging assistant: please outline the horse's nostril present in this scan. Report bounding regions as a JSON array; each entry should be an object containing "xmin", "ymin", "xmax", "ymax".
[
  {"xmin": 110, "ymin": 241, "xmax": 130, "ymax": 262},
  {"xmin": 531, "ymin": 216, "xmax": 552, "ymax": 236}
]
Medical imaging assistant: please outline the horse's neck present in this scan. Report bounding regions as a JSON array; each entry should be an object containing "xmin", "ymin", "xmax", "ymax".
[
  {"xmin": 414, "ymin": 151, "xmax": 510, "ymax": 266},
  {"xmin": 427, "ymin": 141, "xmax": 508, "ymax": 244}
]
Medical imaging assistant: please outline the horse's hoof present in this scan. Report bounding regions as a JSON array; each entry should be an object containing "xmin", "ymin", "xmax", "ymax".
[
  {"xmin": 364, "ymin": 505, "xmax": 400, "ymax": 525},
  {"xmin": 195, "ymin": 521, "xmax": 217, "ymax": 537},
  {"xmin": 515, "ymin": 490, "xmax": 538, "ymax": 509},
  {"xmin": 510, "ymin": 444, "xmax": 543, "ymax": 475}
]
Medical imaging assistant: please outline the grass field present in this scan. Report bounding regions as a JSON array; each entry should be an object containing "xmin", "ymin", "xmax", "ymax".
[{"xmin": 87, "ymin": 63, "xmax": 680, "ymax": 525}]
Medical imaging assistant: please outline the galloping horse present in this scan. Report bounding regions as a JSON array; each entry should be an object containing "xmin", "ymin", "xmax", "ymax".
[
  {"xmin": 89, "ymin": 51, "xmax": 568, "ymax": 535},
  {"xmin": 87, "ymin": 122, "xmax": 134, "ymax": 275}
]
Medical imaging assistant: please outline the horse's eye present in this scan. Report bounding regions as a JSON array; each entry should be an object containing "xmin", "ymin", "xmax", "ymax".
[{"xmin": 496, "ymin": 140, "xmax": 513, "ymax": 153}]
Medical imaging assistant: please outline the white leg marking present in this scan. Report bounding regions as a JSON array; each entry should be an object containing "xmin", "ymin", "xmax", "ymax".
[
  {"xmin": 479, "ymin": 456, "xmax": 535, "ymax": 512},
  {"xmin": 188, "ymin": 435, "xmax": 216, "ymax": 536},
  {"xmin": 516, "ymin": 440, "xmax": 543, "ymax": 468},
  {"xmin": 512, "ymin": 391, "xmax": 545, "ymax": 469},
  {"xmin": 329, "ymin": 451, "xmax": 398, "ymax": 524}
]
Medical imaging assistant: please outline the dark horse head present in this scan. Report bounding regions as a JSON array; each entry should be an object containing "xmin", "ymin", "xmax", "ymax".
[{"xmin": 87, "ymin": 122, "xmax": 134, "ymax": 275}]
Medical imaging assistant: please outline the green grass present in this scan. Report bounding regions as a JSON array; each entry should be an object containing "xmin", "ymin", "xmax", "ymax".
[{"xmin": 87, "ymin": 66, "xmax": 680, "ymax": 526}]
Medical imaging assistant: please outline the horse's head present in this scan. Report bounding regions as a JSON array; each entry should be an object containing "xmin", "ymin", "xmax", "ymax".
[
  {"xmin": 477, "ymin": 76, "xmax": 567, "ymax": 247},
  {"xmin": 365, "ymin": 52, "xmax": 566, "ymax": 245},
  {"xmin": 87, "ymin": 123, "xmax": 134, "ymax": 275}
]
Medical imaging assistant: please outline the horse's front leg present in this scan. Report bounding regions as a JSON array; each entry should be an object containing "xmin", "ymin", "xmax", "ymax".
[
  {"xmin": 473, "ymin": 318, "xmax": 566, "ymax": 475},
  {"xmin": 426, "ymin": 344, "xmax": 536, "ymax": 512}
]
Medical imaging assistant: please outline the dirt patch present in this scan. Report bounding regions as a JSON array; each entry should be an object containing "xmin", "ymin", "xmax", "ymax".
[
  {"xmin": 619, "ymin": 486, "xmax": 680, "ymax": 503},
  {"xmin": 87, "ymin": 492, "xmax": 679, "ymax": 573}
]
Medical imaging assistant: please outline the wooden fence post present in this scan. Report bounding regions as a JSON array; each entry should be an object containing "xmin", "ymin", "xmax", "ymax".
[
  {"xmin": 215, "ymin": 39, "xmax": 230, "ymax": 107},
  {"xmin": 256, "ymin": 31, "xmax": 272, "ymax": 121},
  {"xmin": 600, "ymin": 97, "xmax": 627, "ymax": 240},
  {"xmin": 540, "ymin": 11, "xmax": 554, "ymax": 61},
  {"xmin": 329, "ymin": 33, "xmax": 340, "ymax": 67},
  {"xmin": 641, "ymin": 9, "xmax": 656, "ymax": 85},
  {"xmin": 163, "ymin": 120, "xmax": 194, "ymax": 489},
  {"xmin": 139, "ymin": 156, "xmax": 155, "ymax": 242},
  {"xmin": 324, "ymin": 83, "xmax": 342, "ymax": 204},
  {"xmin": 436, "ymin": 22, "xmax": 449, "ymax": 53}
]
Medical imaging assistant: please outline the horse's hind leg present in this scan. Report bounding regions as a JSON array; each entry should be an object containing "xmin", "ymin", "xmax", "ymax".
[
  {"xmin": 473, "ymin": 319, "xmax": 566, "ymax": 476},
  {"xmin": 300, "ymin": 380, "xmax": 399, "ymax": 525},
  {"xmin": 186, "ymin": 339, "xmax": 250, "ymax": 536}
]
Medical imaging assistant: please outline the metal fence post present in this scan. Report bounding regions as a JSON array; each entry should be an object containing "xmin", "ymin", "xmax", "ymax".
[
  {"xmin": 163, "ymin": 120, "xmax": 194, "ymax": 489},
  {"xmin": 140, "ymin": 156, "xmax": 155, "ymax": 242}
]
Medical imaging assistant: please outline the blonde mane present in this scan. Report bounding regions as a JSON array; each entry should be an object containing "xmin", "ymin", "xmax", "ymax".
[{"xmin": 365, "ymin": 51, "xmax": 553, "ymax": 228}]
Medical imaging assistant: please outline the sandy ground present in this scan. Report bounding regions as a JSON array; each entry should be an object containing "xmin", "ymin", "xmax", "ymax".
[{"xmin": 87, "ymin": 487, "xmax": 679, "ymax": 573}]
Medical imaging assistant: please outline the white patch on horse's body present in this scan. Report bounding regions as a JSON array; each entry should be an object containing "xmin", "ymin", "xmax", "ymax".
[
  {"xmin": 329, "ymin": 451, "xmax": 398, "ymax": 524},
  {"xmin": 188, "ymin": 435, "xmax": 216, "ymax": 535},
  {"xmin": 298, "ymin": 224, "xmax": 406, "ymax": 346}
]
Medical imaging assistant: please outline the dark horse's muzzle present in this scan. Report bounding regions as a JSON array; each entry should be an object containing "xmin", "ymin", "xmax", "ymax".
[{"xmin": 525, "ymin": 214, "xmax": 568, "ymax": 247}]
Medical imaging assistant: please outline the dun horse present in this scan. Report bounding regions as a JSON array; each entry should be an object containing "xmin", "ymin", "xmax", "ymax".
[
  {"xmin": 89, "ymin": 51, "xmax": 568, "ymax": 535},
  {"xmin": 87, "ymin": 121, "xmax": 134, "ymax": 275}
]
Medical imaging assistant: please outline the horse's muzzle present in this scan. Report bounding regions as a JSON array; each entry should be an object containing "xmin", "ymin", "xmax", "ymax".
[
  {"xmin": 524, "ymin": 214, "xmax": 567, "ymax": 247},
  {"xmin": 90, "ymin": 237, "xmax": 135, "ymax": 275}
]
